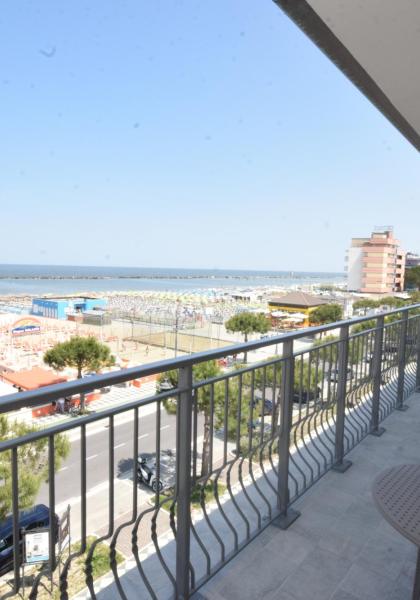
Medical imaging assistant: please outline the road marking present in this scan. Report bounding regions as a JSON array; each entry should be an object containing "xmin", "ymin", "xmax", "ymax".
[
  {"xmin": 138, "ymin": 433, "xmax": 149, "ymax": 440},
  {"xmin": 86, "ymin": 454, "xmax": 98, "ymax": 461},
  {"xmin": 160, "ymin": 425, "xmax": 170, "ymax": 431},
  {"xmin": 58, "ymin": 466, "xmax": 69, "ymax": 472},
  {"xmin": 64, "ymin": 400, "xmax": 158, "ymax": 442},
  {"xmin": 55, "ymin": 478, "xmax": 151, "ymax": 514},
  {"xmin": 114, "ymin": 442, "xmax": 126, "ymax": 449}
]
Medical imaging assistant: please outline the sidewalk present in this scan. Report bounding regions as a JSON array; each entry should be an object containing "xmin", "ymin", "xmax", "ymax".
[{"xmin": 10, "ymin": 381, "xmax": 157, "ymax": 438}]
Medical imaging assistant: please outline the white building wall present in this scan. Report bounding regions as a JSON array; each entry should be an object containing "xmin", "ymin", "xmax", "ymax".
[{"xmin": 347, "ymin": 246, "xmax": 363, "ymax": 291}]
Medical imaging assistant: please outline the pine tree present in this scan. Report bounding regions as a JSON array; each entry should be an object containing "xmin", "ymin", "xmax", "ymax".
[
  {"xmin": 0, "ymin": 416, "xmax": 70, "ymax": 520},
  {"xmin": 44, "ymin": 336, "xmax": 115, "ymax": 410}
]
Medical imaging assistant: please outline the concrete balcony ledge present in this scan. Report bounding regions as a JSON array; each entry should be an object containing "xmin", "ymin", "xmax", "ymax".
[{"xmin": 195, "ymin": 393, "xmax": 420, "ymax": 600}]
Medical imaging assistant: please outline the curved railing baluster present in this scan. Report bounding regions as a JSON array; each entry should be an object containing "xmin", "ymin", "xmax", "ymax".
[
  {"xmin": 85, "ymin": 415, "xmax": 115, "ymax": 598},
  {"xmin": 109, "ymin": 408, "xmax": 139, "ymax": 600},
  {"xmin": 0, "ymin": 306, "xmax": 418, "ymax": 599}
]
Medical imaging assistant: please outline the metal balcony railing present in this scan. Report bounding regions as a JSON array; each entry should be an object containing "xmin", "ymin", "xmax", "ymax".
[{"xmin": 0, "ymin": 305, "xmax": 419, "ymax": 599}]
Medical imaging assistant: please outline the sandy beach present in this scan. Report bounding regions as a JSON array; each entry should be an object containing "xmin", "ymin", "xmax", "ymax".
[{"xmin": 0, "ymin": 279, "xmax": 348, "ymax": 380}]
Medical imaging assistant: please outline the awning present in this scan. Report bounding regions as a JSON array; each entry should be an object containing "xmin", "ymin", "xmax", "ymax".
[
  {"xmin": 271, "ymin": 311, "xmax": 289, "ymax": 317},
  {"xmin": 2, "ymin": 367, "xmax": 67, "ymax": 391}
]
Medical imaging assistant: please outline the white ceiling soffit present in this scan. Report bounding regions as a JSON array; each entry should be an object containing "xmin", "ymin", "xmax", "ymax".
[{"xmin": 273, "ymin": 0, "xmax": 420, "ymax": 151}]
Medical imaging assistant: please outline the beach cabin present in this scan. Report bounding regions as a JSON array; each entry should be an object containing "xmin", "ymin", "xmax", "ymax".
[{"xmin": 32, "ymin": 296, "xmax": 107, "ymax": 320}]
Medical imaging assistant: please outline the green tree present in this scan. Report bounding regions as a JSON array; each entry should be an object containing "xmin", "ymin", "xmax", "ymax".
[
  {"xmin": 385, "ymin": 312, "xmax": 404, "ymax": 324},
  {"xmin": 407, "ymin": 292, "xmax": 420, "ymax": 316},
  {"xmin": 352, "ymin": 299, "xmax": 379, "ymax": 314},
  {"xmin": 312, "ymin": 335, "xmax": 339, "ymax": 363},
  {"xmin": 225, "ymin": 312, "xmax": 270, "ymax": 363},
  {"xmin": 242, "ymin": 358, "xmax": 322, "ymax": 436},
  {"xmin": 309, "ymin": 303, "xmax": 343, "ymax": 325},
  {"xmin": 351, "ymin": 312, "xmax": 412, "ymax": 335},
  {"xmin": 409, "ymin": 291, "xmax": 420, "ymax": 303},
  {"xmin": 405, "ymin": 267, "xmax": 420, "ymax": 290},
  {"xmin": 351, "ymin": 319, "xmax": 376, "ymax": 334},
  {"xmin": 214, "ymin": 379, "xmax": 251, "ymax": 452},
  {"xmin": 0, "ymin": 416, "xmax": 69, "ymax": 520},
  {"xmin": 244, "ymin": 355, "xmax": 321, "ymax": 400},
  {"xmin": 378, "ymin": 296, "xmax": 407, "ymax": 308},
  {"xmin": 158, "ymin": 360, "xmax": 225, "ymax": 478},
  {"xmin": 44, "ymin": 336, "xmax": 115, "ymax": 410},
  {"xmin": 293, "ymin": 360, "xmax": 323, "ymax": 394},
  {"xmin": 313, "ymin": 334, "xmax": 364, "ymax": 366}
]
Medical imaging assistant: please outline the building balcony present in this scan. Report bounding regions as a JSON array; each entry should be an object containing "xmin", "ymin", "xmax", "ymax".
[
  {"xmin": 360, "ymin": 282, "xmax": 389, "ymax": 288},
  {"xmin": 0, "ymin": 306, "xmax": 419, "ymax": 600},
  {"xmin": 361, "ymin": 268, "xmax": 386, "ymax": 274},
  {"xmin": 361, "ymin": 256, "xmax": 386, "ymax": 263}
]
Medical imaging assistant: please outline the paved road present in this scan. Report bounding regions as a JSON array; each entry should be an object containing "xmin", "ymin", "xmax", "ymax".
[
  {"xmin": 38, "ymin": 408, "xmax": 178, "ymax": 505},
  {"xmin": 36, "ymin": 407, "xmax": 206, "ymax": 554}
]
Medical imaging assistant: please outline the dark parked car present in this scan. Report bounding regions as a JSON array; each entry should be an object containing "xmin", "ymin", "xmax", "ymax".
[
  {"xmin": 0, "ymin": 504, "xmax": 58, "ymax": 576},
  {"xmin": 137, "ymin": 450, "xmax": 176, "ymax": 492},
  {"xmin": 250, "ymin": 398, "xmax": 274, "ymax": 417},
  {"xmin": 293, "ymin": 387, "xmax": 321, "ymax": 404},
  {"xmin": 384, "ymin": 341, "xmax": 399, "ymax": 354},
  {"xmin": 328, "ymin": 367, "xmax": 353, "ymax": 383},
  {"xmin": 157, "ymin": 379, "xmax": 175, "ymax": 393},
  {"xmin": 247, "ymin": 420, "xmax": 272, "ymax": 434},
  {"xmin": 406, "ymin": 335, "xmax": 416, "ymax": 347}
]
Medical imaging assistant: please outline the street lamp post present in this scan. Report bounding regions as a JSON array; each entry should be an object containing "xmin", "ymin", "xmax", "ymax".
[
  {"xmin": 149, "ymin": 313, "xmax": 152, "ymax": 345},
  {"xmin": 174, "ymin": 312, "xmax": 179, "ymax": 358},
  {"xmin": 130, "ymin": 308, "xmax": 135, "ymax": 340},
  {"xmin": 174, "ymin": 302, "xmax": 181, "ymax": 358}
]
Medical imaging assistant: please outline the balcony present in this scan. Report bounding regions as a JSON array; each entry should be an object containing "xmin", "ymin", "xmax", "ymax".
[
  {"xmin": 198, "ymin": 391, "xmax": 420, "ymax": 600},
  {"xmin": 0, "ymin": 306, "xmax": 419, "ymax": 599}
]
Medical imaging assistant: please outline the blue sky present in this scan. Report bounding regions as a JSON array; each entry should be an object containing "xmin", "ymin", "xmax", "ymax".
[{"xmin": 1, "ymin": 0, "xmax": 419, "ymax": 272}]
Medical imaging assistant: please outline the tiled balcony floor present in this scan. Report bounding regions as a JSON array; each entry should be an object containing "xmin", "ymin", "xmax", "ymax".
[{"xmin": 195, "ymin": 392, "xmax": 420, "ymax": 600}]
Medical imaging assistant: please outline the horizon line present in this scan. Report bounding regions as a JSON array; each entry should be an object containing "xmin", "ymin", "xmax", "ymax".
[{"xmin": 0, "ymin": 263, "xmax": 345, "ymax": 275}]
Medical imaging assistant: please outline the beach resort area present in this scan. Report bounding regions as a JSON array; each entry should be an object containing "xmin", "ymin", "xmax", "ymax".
[{"xmin": 0, "ymin": 283, "xmax": 349, "ymax": 415}]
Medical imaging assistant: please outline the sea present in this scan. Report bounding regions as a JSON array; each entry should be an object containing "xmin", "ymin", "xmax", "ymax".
[{"xmin": 0, "ymin": 265, "xmax": 345, "ymax": 296}]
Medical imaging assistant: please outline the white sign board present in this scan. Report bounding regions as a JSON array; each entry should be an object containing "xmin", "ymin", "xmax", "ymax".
[{"xmin": 24, "ymin": 530, "xmax": 49, "ymax": 564}]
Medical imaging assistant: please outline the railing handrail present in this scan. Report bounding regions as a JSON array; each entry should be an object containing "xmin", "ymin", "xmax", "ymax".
[
  {"xmin": 2, "ymin": 300, "xmax": 420, "ymax": 599},
  {"xmin": 0, "ymin": 387, "xmax": 180, "ymax": 452},
  {"xmin": 0, "ymin": 303, "xmax": 418, "ymax": 414}
]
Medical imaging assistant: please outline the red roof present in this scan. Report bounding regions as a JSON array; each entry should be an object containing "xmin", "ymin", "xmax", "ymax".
[{"xmin": 2, "ymin": 367, "xmax": 67, "ymax": 391}]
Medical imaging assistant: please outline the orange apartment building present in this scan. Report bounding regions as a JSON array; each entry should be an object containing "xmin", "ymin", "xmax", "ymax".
[{"xmin": 346, "ymin": 227, "xmax": 405, "ymax": 294}]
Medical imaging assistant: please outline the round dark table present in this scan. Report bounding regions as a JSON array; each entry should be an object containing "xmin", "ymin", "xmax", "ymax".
[{"xmin": 373, "ymin": 464, "xmax": 420, "ymax": 600}]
